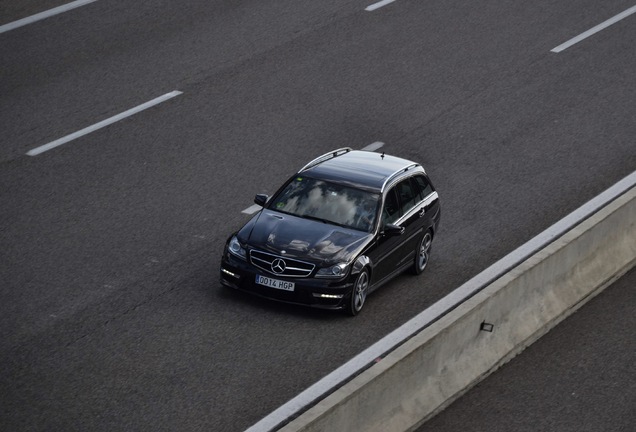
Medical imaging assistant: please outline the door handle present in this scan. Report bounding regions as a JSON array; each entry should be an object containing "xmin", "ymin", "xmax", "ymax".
[{"xmin": 418, "ymin": 207, "xmax": 426, "ymax": 217}]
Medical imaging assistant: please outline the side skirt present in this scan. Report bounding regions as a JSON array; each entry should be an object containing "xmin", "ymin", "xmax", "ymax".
[{"xmin": 368, "ymin": 260, "xmax": 413, "ymax": 294}]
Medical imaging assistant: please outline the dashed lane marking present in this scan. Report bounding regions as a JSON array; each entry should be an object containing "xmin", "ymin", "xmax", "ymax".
[
  {"xmin": 242, "ymin": 204, "xmax": 262, "ymax": 215},
  {"xmin": 365, "ymin": 0, "xmax": 397, "ymax": 12},
  {"xmin": 0, "ymin": 0, "xmax": 98, "ymax": 34},
  {"xmin": 551, "ymin": 5, "xmax": 636, "ymax": 52},
  {"xmin": 27, "ymin": 91, "xmax": 183, "ymax": 156},
  {"xmin": 362, "ymin": 141, "xmax": 385, "ymax": 152}
]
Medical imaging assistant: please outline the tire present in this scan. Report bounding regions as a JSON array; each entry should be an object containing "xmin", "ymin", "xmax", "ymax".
[
  {"xmin": 412, "ymin": 230, "xmax": 433, "ymax": 275},
  {"xmin": 346, "ymin": 269, "xmax": 369, "ymax": 316}
]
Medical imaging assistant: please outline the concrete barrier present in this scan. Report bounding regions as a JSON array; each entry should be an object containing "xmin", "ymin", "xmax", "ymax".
[{"xmin": 278, "ymin": 185, "xmax": 636, "ymax": 432}]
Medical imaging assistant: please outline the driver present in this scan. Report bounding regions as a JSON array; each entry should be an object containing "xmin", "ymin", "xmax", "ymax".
[{"xmin": 357, "ymin": 199, "xmax": 376, "ymax": 231}]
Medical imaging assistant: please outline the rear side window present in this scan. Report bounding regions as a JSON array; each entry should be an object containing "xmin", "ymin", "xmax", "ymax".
[{"xmin": 413, "ymin": 175, "xmax": 434, "ymax": 200}]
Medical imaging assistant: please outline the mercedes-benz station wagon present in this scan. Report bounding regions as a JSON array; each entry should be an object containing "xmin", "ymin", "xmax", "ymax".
[{"xmin": 220, "ymin": 148, "xmax": 440, "ymax": 315}]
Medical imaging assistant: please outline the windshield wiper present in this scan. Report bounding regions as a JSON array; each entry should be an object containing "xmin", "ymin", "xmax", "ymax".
[
  {"xmin": 301, "ymin": 214, "xmax": 349, "ymax": 229},
  {"xmin": 301, "ymin": 214, "xmax": 330, "ymax": 224}
]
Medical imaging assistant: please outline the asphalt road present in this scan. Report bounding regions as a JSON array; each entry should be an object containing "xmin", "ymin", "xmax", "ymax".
[
  {"xmin": 420, "ymin": 268, "xmax": 636, "ymax": 432},
  {"xmin": 1, "ymin": 1, "xmax": 634, "ymax": 431}
]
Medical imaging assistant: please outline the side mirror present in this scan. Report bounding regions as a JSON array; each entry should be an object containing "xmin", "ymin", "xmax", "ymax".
[
  {"xmin": 383, "ymin": 223, "xmax": 404, "ymax": 236},
  {"xmin": 254, "ymin": 194, "xmax": 269, "ymax": 207}
]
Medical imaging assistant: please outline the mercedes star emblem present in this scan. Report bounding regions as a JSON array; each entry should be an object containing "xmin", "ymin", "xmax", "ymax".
[{"xmin": 271, "ymin": 258, "xmax": 286, "ymax": 274}]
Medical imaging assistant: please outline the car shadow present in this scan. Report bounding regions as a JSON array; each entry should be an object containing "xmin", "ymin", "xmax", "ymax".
[{"xmin": 210, "ymin": 283, "xmax": 348, "ymax": 321}]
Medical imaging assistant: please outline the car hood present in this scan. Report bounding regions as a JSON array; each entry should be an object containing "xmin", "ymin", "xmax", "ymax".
[{"xmin": 238, "ymin": 209, "xmax": 371, "ymax": 264}]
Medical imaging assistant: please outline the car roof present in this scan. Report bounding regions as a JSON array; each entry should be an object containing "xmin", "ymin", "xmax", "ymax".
[{"xmin": 299, "ymin": 149, "xmax": 422, "ymax": 192}]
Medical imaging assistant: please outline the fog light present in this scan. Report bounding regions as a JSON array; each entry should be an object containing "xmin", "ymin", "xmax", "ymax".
[
  {"xmin": 312, "ymin": 293, "xmax": 344, "ymax": 299},
  {"xmin": 222, "ymin": 268, "xmax": 239, "ymax": 278}
]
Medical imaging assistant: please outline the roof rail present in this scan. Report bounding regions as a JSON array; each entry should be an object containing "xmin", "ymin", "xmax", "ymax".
[
  {"xmin": 298, "ymin": 147, "xmax": 352, "ymax": 172},
  {"xmin": 381, "ymin": 163, "xmax": 421, "ymax": 191}
]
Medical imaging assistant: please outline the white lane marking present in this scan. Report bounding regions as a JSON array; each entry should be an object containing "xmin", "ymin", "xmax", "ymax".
[
  {"xmin": 362, "ymin": 141, "xmax": 385, "ymax": 152},
  {"xmin": 0, "ymin": 0, "xmax": 98, "ymax": 34},
  {"xmin": 26, "ymin": 91, "xmax": 183, "ymax": 156},
  {"xmin": 551, "ymin": 5, "xmax": 636, "ymax": 52},
  {"xmin": 242, "ymin": 204, "xmax": 262, "ymax": 215},
  {"xmin": 365, "ymin": 0, "xmax": 397, "ymax": 12},
  {"xmin": 245, "ymin": 169, "xmax": 636, "ymax": 432}
]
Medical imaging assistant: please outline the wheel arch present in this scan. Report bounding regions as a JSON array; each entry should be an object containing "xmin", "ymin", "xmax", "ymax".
[{"xmin": 351, "ymin": 255, "xmax": 371, "ymax": 277}]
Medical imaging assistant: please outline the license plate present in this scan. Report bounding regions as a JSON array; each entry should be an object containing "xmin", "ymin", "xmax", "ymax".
[{"xmin": 255, "ymin": 275, "xmax": 295, "ymax": 291}]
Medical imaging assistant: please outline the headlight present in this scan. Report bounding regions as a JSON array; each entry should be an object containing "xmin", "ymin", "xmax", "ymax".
[
  {"xmin": 228, "ymin": 236, "xmax": 247, "ymax": 260},
  {"xmin": 316, "ymin": 263, "xmax": 349, "ymax": 278}
]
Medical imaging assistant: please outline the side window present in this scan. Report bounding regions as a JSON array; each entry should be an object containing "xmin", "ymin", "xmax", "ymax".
[
  {"xmin": 381, "ymin": 189, "xmax": 401, "ymax": 225},
  {"xmin": 397, "ymin": 179, "xmax": 418, "ymax": 215},
  {"xmin": 413, "ymin": 175, "xmax": 434, "ymax": 200}
]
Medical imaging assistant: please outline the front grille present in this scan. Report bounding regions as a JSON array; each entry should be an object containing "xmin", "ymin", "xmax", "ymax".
[{"xmin": 250, "ymin": 250, "xmax": 315, "ymax": 277}]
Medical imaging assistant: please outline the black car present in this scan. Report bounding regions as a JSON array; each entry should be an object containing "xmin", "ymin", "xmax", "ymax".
[{"xmin": 220, "ymin": 148, "xmax": 441, "ymax": 315}]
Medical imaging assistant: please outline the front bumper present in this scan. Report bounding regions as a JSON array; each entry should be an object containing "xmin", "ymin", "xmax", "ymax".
[{"xmin": 220, "ymin": 253, "xmax": 354, "ymax": 310}]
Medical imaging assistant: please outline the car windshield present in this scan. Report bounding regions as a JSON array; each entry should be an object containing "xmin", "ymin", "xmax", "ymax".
[{"xmin": 269, "ymin": 176, "xmax": 380, "ymax": 233}]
